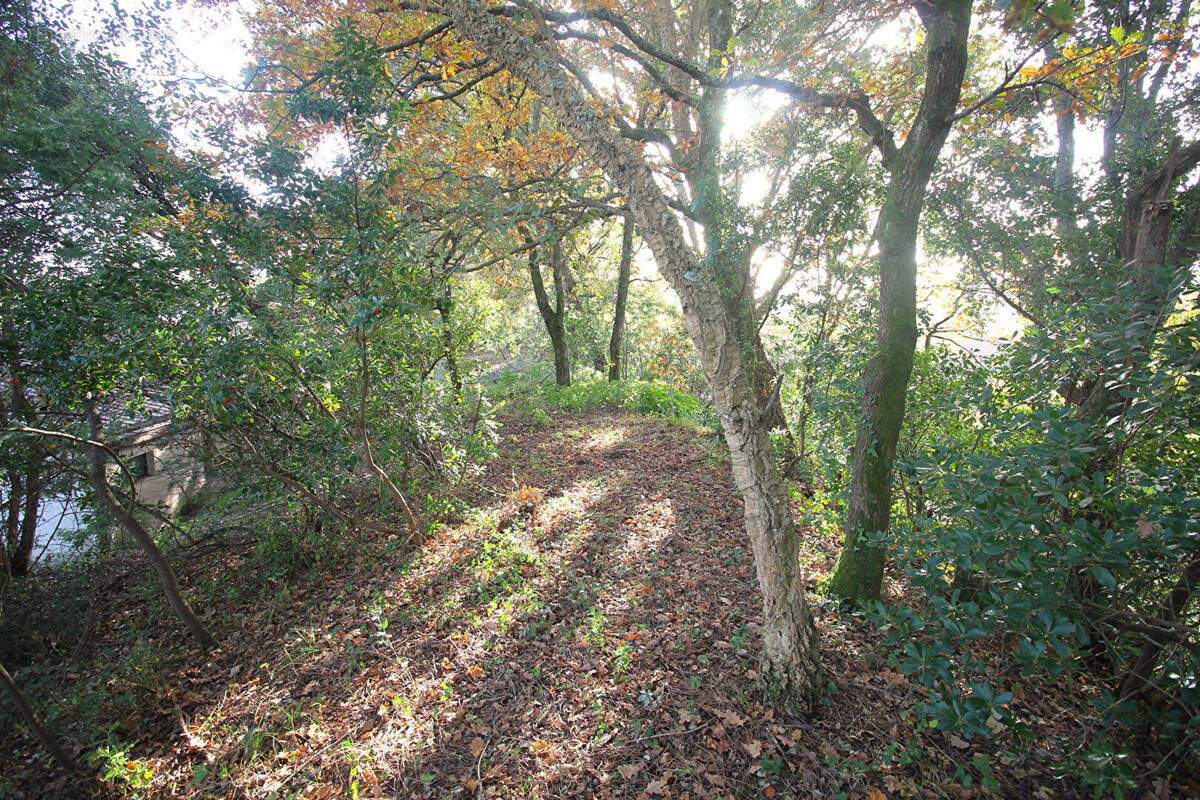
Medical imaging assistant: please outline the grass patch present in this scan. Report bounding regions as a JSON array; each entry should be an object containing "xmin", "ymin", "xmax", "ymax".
[{"xmin": 489, "ymin": 372, "xmax": 716, "ymax": 430}]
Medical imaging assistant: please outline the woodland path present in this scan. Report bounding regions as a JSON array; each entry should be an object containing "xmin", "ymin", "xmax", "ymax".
[{"xmin": 3, "ymin": 411, "xmax": 1107, "ymax": 799}]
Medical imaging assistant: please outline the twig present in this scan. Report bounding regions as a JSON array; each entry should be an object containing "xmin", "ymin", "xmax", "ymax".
[
  {"xmin": 474, "ymin": 738, "xmax": 486, "ymax": 795},
  {"xmin": 626, "ymin": 722, "xmax": 709, "ymax": 744}
]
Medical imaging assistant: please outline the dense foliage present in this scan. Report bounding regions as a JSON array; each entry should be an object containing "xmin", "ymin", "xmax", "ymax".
[{"xmin": 1, "ymin": 0, "xmax": 1197, "ymax": 795}]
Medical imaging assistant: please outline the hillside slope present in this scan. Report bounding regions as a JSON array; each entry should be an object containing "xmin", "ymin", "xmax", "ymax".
[{"xmin": 1, "ymin": 412, "xmax": 1147, "ymax": 799}]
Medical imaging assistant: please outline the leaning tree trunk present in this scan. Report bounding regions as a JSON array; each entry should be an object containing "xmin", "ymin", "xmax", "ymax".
[
  {"xmin": 84, "ymin": 402, "xmax": 217, "ymax": 651},
  {"xmin": 827, "ymin": 0, "xmax": 972, "ymax": 602},
  {"xmin": 439, "ymin": 0, "xmax": 822, "ymax": 709},
  {"xmin": 0, "ymin": 660, "xmax": 86, "ymax": 776},
  {"xmin": 608, "ymin": 210, "xmax": 634, "ymax": 381}
]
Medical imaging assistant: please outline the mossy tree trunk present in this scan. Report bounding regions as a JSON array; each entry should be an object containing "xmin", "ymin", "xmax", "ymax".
[
  {"xmin": 828, "ymin": 0, "xmax": 972, "ymax": 601},
  {"xmin": 530, "ymin": 240, "xmax": 571, "ymax": 387}
]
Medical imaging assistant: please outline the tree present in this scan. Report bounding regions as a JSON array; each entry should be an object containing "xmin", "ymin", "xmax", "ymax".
[
  {"xmin": 608, "ymin": 210, "xmax": 635, "ymax": 381},
  {"xmin": 0, "ymin": 660, "xmax": 84, "ymax": 776},
  {"xmin": 827, "ymin": 0, "xmax": 973, "ymax": 600},
  {"xmin": 855, "ymin": 1, "xmax": 1200, "ymax": 765},
  {"xmin": 238, "ymin": 0, "xmax": 987, "ymax": 705},
  {"xmin": 528, "ymin": 235, "xmax": 573, "ymax": 386},
  {"xmin": 0, "ymin": 0, "xmax": 216, "ymax": 648},
  {"xmin": 414, "ymin": 0, "xmax": 827, "ymax": 706}
]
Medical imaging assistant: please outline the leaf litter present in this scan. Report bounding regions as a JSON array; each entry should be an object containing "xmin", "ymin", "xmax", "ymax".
[{"xmin": 2, "ymin": 411, "xmax": 1187, "ymax": 799}]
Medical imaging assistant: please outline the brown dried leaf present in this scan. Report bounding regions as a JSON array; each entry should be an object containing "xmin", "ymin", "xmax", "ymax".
[{"xmin": 719, "ymin": 710, "xmax": 746, "ymax": 727}]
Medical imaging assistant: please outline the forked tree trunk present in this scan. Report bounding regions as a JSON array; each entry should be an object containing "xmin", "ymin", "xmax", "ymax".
[
  {"xmin": 530, "ymin": 242, "xmax": 571, "ymax": 386},
  {"xmin": 608, "ymin": 211, "xmax": 634, "ymax": 381},
  {"xmin": 439, "ymin": 0, "xmax": 822, "ymax": 709},
  {"xmin": 827, "ymin": 0, "xmax": 972, "ymax": 601},
  {"xmin": 1076, "ymin": 141, "xmax": 1200, "ymax": 426},
  {"xmin": 84, "ymin": 401, "xmax": 217, "ymax": 651}
]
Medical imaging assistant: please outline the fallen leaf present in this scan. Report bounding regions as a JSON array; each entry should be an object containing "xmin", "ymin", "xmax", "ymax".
[
  {"xmin": 720, "ymin": 710, "xmax": 746, "ymax": 727},
  {"xmin": 948, "ymin": 735, "xmax": 970, "ymax": 749},
  {"xmin": 618, "ymin": 763, "xmax": 642, "ymax": 779},
  {"xmin": 470, "ymin": 737, "xmax": 485, "ymax": 757}
]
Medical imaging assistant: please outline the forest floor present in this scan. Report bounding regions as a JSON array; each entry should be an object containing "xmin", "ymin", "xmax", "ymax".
[{"xmin": 0, "ymin": 411, "xmax": 1186, "ymax": 799}]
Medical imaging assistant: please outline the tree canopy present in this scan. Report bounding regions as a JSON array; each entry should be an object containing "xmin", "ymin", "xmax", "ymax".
[{"xmin": 1, "ymin": 0, "xmax": 1198, "ymax": 795}]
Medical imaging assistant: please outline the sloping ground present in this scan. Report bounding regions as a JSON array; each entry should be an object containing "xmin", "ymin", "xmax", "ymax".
[{"xmin": 0, "ymin": 412, "xmax": 1181, "ymax": 799}]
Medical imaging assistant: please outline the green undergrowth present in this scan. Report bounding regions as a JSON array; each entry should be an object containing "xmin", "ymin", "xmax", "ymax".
[
  {"xmin": 0, "ymin": 496, "xmax": 370, "ymax": 774},
  {"xmin": 489, "ymin": 371, "xmax": 716, "ymax": 430}
]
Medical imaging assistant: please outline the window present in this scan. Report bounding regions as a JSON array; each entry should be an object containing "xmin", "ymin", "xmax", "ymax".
[{"xmin": 127, "ymin": 452, "xmax": 151, "ymax": 480}]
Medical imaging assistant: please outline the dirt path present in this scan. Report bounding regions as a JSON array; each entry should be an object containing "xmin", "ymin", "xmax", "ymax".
[{"xmin": 1, "ymin": 411, "xmax": 1118, "ymax": 799}]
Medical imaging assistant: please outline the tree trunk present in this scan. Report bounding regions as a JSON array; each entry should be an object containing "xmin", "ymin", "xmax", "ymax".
[
  {"xmin": 828, "ymin": 0, "xmax": 972, "ymax": 601},
  {"xmin": 4, "ymin": 473, "xmax": 20, "ymax": 579},
  {"xmin": 438, "ymin": 0, "xmax": 822, "ymax": 709},
  {"xmin": 6, "ymin": 384, "xmax": 41, "ymax": 577},
  {"xmin": 10, "ymin": 455, "xmax": 41, "ymax": 577},
  {"xmin": 84, "ymin": 401, "xmax": 217, "ymax": 651},
  {"xmin": 1076, "ymin": 142, "xmax": 1200, "ymax": 426},
  {"xmin": 608, "ymin": 210, "xmax": 634, "ymax": 381},
  {"xmin": 0, "ymin": 660, "xmax": 86, "ymax": 776},
  {"xmin": 444, "ymin": 0, "xmax": 825, "ymax": 705},
  {"xmin": 1117, "ymin": 553, "xmax": 1200, "ymax": 707},
  {"xmin": 0, "ymin": 515, "xmax": 12, "ymax": 592},
  {"xmin": 437, "ymin": 285, "xmax": 463, "ymax": 395},
  {"xmin": 530, "ymin": 241, "xmax": 571, "ymax": 386},
  {"xmin": 1053, "ymin": 95, "xmax": 1079, "ymax": 237},
  {"xmin": 356, "ymin": 340, "xmax": 420, "ymax": 534}
]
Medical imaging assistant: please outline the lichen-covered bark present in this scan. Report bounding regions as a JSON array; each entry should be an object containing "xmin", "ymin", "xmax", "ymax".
[
  {"xmin": 437, "ymin": 0, "xmax": 821, "ymax": 709},
  {"xmin": 828, "ymin": 0, "xmax": 972, "ymax": 601}
]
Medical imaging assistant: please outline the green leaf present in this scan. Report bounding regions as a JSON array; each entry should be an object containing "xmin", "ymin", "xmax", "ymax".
[{"xmin": 1091, "ymin": 565, "xmax": 1117, "ymax": 590}]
